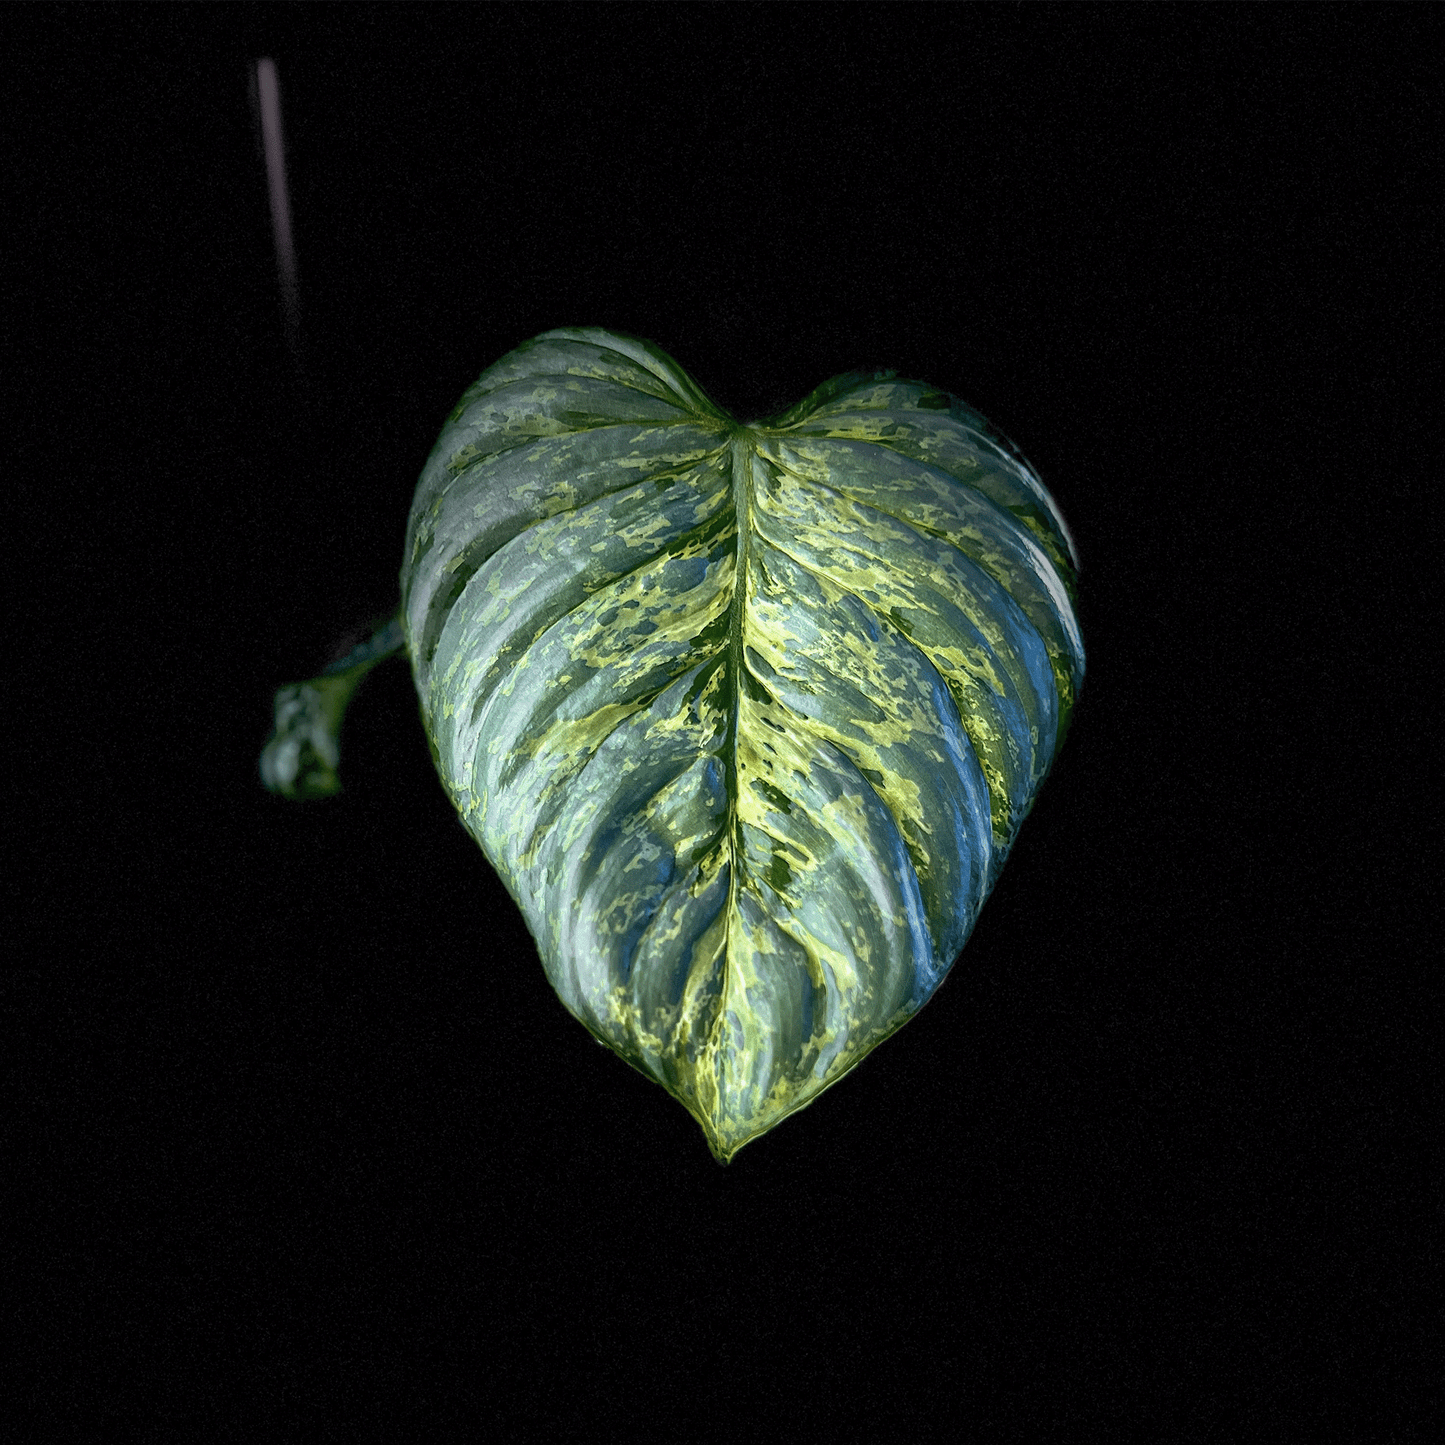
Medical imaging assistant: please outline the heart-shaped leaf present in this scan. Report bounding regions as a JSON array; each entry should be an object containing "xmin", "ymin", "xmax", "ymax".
[{"xmin": 399, "ymin": 327, "xmax": 1084, "ymax": 1161}]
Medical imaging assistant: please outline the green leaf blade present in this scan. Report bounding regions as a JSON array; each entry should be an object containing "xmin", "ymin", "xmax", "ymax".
[{"xmin": 399, "ymin": 330, "xmax": 1084, "ymax": 1161}]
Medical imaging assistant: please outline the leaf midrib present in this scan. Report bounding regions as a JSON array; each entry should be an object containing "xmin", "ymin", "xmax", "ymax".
[{"xmin": 717, "ymin": 427, "xmax": 757, "ymax": 1058}]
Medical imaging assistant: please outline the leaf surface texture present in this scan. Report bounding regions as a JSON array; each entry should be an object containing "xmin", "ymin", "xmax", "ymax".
[{"xmin": 401, "ymin": 328, "xmax": 1084, "ymax": 1160}]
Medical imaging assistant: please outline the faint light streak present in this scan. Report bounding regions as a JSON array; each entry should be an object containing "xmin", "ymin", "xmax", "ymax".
[{"xmin": 255, "ymin": 57, "xmax": 301, "ymax": 368}]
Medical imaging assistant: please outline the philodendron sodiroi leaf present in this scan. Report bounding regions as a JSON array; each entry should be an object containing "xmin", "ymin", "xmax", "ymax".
[{"xmin": 390, "ymin": 326, "xmax": 1085, "ymax": 1162}]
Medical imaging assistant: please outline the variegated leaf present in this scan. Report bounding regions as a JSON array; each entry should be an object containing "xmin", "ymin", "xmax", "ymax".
[{"xmin": 399, "ymin": 327, "xmax": 1084, "ymax": 1161}]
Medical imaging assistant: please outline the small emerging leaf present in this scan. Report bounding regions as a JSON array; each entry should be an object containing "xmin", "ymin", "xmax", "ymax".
[{"xmin": 260, "ymin": 614, "xmax": 405, "ymax": 798}]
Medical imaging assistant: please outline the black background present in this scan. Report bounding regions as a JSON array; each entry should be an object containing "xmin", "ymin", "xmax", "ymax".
[{"xmin": 11, "ymin": 3, "xmax": 1435, "ymax": 1436}]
